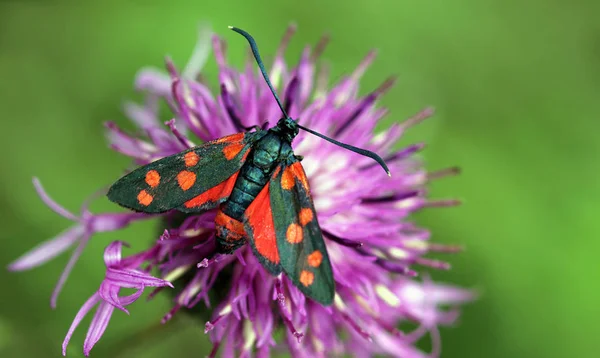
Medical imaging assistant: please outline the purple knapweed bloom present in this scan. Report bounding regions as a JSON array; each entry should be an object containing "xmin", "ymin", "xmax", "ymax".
[{"xmin": 10, "ymin": 24, "xmax": 472, "ymax": 357}]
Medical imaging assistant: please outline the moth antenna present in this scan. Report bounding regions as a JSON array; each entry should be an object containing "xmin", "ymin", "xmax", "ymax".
[
  {"xmin": 296, "ymin": 123, "xmax": 391, "ymax": 176},
  {"xmin": 229, "ymin": 26, "xmax": 390, "ymax": 177},
  {"xmin": 229, "ymin": 26, "xmax": 290, "ymax": 119}
]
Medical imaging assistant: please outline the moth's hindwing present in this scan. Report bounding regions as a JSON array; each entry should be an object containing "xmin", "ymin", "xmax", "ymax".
[
  {"xmin": 107, "ymin": 132, "xmax": 258, "ymax": 213},
  {"xmin": 243, "ymin": 182, "xmax": 283, "ymax": 275},
  {"xmin": 268, "ymin": 161, "xmax": 335, "ymax": 305}
]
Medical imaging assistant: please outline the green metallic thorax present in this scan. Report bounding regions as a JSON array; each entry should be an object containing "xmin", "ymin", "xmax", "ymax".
[{"xmin": 221, "ymin": 118, "xmax": 298, "ymax": 222}]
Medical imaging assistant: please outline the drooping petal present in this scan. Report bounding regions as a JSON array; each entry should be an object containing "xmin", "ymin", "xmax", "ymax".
[
  {"xmin": 33, "ymin": 177, "xmax": 78, "ymax": 221},
  {"xmin": 8, "ymin": 225, "xmax": 84, "ymax": 271},
  {"xmin": 182, "ymin": 22, "xmax": 213, "ymax": 80},
  {"xmin": 62, "ymin": 293, "xmax": 101, "ymax": 356},
  {"xmin": 103, "ymin": 240, "xmax": 125, "ymax": 267},
  {"xmin": 105, "ymin": 268, "xmax": 174, "ymax": 288},
  {"xmin": 83, "ymin": 300, "xmax": 116, "ymax": 356},
  {"xmin": 51, "ymin": 234, "xmax": 91, "ymax": 308}
]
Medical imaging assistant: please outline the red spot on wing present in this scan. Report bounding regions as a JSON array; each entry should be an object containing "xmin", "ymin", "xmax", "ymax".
[
  {"xmin": 307, "ymin": 250, "xmax": 323, "ymax": 267},
  {"xmin": 299, "ymin": 270, "xmax": 314, "ymax": 287},
  {"xmin": 177, "ymin": 171, "xmax": 196, "ymax": 191},
  {"xmin": 137, "ymin": 190, "xmax": 153, "ymax": 206},
  {"xmin": 286, "ymin": 223, "xmax": 303, "ymax": 244},
  {"xmin": 145, "ymin": 170, "xmax": 160, "ymax": 188},
  {"xmin": 290, "ymin": 162, "xmax": 310, "ymax": 191},
  {"xmin": 223, "ymin": 143, "xmax": 245, "ymax": 160},
  {"xmin": 299, "ymin": 208, "xmax": 314, "ymax": 226},
  {"xmin": 246, "ymin": 184, "xmax": 280, "ymax": 264},
  {"xmin": 281, "ymin": 166, "xmax": 295, "ymax": 190},
  {"xmin": 184, "ymin": 151, "xmax": 200, "ymax": 167},
  {"xmin": 183, "ymin": 172, "xmax": 240, "ymax": 209},
  {"xmin": 215, "ymin": 132, "xmax": 245, "ymax": 144}
]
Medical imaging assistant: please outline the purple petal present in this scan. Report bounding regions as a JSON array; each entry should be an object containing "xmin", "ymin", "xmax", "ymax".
[
  {"xmin": 90, "ymin": 212, "xmax": 149, "ymax": 232},
  {"xmin": 182, "ymin": 22, "xmax": 213, "ymax": 79},
  {"xmin": 123, "ymin": 101, "xmax": 158, "ymax": 129},
  {"xmin": 8, "ymin": 225, "xmax": 84, "ymax": 271},
  {"xmin": 134, "ymin": 67, "xmax": 171, "ymax": 96},
  {"xmin": 98, "ymin": 282, "xmax": 134, "ymax": 313},
  {"xmin": 105, "ymin": 268, "xmax": 174, "ymax": 288},
  {"xmin": 83, "ymin": 300, "xmax": 115, "ymax": 356},
  {"xmin": 103, "ymin": 241, "xmax": 126, "ymax": 268},
  {"xmin": 33, "ymin": 177, "xmax": 78, "ymax": 221},
  {"xmin": 51, "ymin": 234, "xmax": 91, "ymax": 308},
  {"xmin": 118, "ymin": 288, "xmax": 145, "ymax": 306},
  {"xmin": 62, "ymin": 293, "xmax": 101, "ymax": 356},
  {"xmin": 105, "ymin": 121, "xmax": 155, "ymax": 160}
]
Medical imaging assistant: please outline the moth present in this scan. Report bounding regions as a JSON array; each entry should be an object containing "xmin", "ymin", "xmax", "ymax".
[{"xmin": 107, "ymin": 26, "xmax": 389, "ymax": 305}]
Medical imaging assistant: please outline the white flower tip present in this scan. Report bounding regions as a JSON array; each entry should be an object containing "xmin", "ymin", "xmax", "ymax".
[
  {"xmin": 7, "ymin": 261, "xmax": 26, "ymax": 272},
  {"xmin": 227, "ymin": 25, "xmax": 234, "ymax": 30}
]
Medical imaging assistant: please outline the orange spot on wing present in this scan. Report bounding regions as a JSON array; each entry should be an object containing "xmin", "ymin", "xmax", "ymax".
[
  {"xmin": 299, "ymin": 270, "xmax": 314, "ymax": 287},
  {"xmin": 216, "ymin": 132, "xmax": 245, "ymax": 144},
  {"xmin": 286, "ymin": 223, "xmax": 303, "ymax": 244},
  {"xmin": 223, "ymin": 143, "xmax": 245, "ymax": 160},
  {"xmin": 137, "ymin": 190, "xmax": 153, "ymax": 206},
  {"xmin": 307, "ymin": 250, "xmax": 323, "ymax": 267},
  {"xmin": 299, "ymin": 208, "xmax": 314, "ymax": 226},
  {"xmin": 184, "ymin": 151, "xmax": 200, "ymax": 167},
  {"xmin": 177, "ymin": 171, "xmax": 196, "ymax": 191},
  {"xmin": 291, "ymin": 162, "xmax": 310, "ymax": 191},
  {"xmin": 145, "ymin": 170, "xmax": 160, "ymax": 188},
  {"xmin": 184, "ymin": 172, "xmax": 239, "ymax": 209},
  {"xmin": 281, "ymin": 166, "xmax": 295, "ymax": 190},
  {"xmin": 215, "ymin": 209, "xmax": 246, "ymax": 241},
  {"xmin": 246, "ymin": 185, "xmax": 280, "ymax": 264}
]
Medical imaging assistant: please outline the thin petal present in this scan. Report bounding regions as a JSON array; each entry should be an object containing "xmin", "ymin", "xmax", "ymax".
[
  {"xmin": 8, "ymin": 225, "xmax": 83, "ymax": 271},
  {"xmin": 134, "ymin": 67, "xmax": 171, "ymax": 96},
  {"xmin": 103, "ymin": 241, "xmax": 127, "ymax": 267},
  {"xmin": 33, "ymin": 177, "xmax": 78, "ymax": 221},
  {"xmin": 105, "ymin": 268, "xmax": 174, "ymax": 288},
  {"xmin": 62, "ymin": 293, "xmax": 101, "ymax": 356},
  {"xmin": 123, "ymin": 101, "xmax": 158, "ymax": 129},
  {"xmin": 51, "ymin": 234, "xmax": 91, "ymax": 308},
  {"xmin": 118, "ymin": 288, "xmax": 145, "ymax": 306},
  {"xmin": 182, "ymin": 22, "xmax": 213, "ymax": 79},
  {"xmin": 90, "ymin": 212, "xmax": 149, "ymax": 232},
  {"xmin": 98, "ymin": 282, "xmax": 131, "ymax": 313},
  {"xmin": 83, "ymin": 300, "xmax": 115, "ymax": 356}
]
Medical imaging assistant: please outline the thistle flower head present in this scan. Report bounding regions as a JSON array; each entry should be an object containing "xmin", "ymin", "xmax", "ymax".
[{"xmin": 10, "ymin": 24, "xmax": 471, "ymax": 357}]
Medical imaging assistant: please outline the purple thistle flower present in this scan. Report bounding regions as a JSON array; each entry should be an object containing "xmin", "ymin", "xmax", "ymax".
[{"xmin": 9, "ymin": 24, "xmax": 472, "ymax": 357}]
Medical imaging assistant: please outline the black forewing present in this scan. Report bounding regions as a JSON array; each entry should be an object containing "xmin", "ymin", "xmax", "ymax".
[
  {"xmin": 107, "ymin": 132, "xmax": 259, "ymax": 213},
  {"xmin": 269, "ymin": 160, "xmax": 335, "ymax": 305}
]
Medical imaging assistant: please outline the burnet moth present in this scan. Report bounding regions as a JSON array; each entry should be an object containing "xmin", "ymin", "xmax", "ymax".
[{"xmin": 107, "ymin": 26, "xmax": 390, "ymax": 305}]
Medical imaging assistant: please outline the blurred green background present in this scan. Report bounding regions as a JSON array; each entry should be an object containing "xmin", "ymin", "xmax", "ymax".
[{"xmin": 1, "ymin": 1, "xmax": 599, "ymax": 357}]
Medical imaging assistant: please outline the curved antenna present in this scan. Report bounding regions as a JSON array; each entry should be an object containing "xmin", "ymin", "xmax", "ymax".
[
  {"xmin": 229, "ymin": 26, "xmax": 390, "ymax": 177},
  {"xmin": 297, "ymin": 123, "xmax": 391, "ymax": 176},
  {"xmin": 229, "ymin": 26, "xmax": 289, "ymax": 119}
]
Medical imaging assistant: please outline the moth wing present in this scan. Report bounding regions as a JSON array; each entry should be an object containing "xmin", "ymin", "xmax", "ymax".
[
  {"xmin": 243, "ymin": 180, "xmax": 283, "ymax": 275},
  {"xmin": 107, "ymin": 132, "xmax": 257, "ymax": 213},
  {"xmin": 268, "ymin": 161, "xmax": 335, "ymax": 305}
]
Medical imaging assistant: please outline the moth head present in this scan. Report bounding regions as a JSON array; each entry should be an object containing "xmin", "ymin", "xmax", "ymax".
[{"xmin": 276, "ymin": 117, "xmax": 299, "ymax": 142}]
